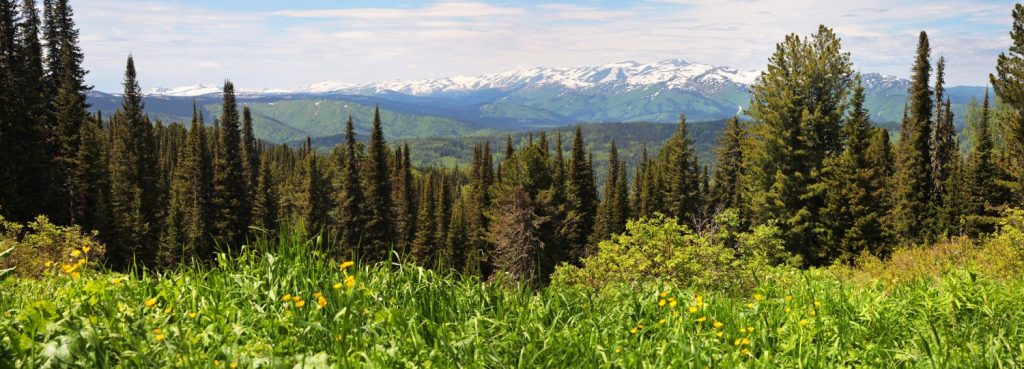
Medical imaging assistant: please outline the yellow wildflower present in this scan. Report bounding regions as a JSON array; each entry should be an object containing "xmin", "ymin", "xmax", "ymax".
[
  {"xmin": 739, "ymin": 327, "xmax": 747, "ymax": 334},
  {"xmin": 746, "ymin": 303, "xmax": 754, "ymax": 309},
  {"xmin": 697, "ymin": 316, "xmax": 707, "ymax": 323},
  {"xmin": 809, "ymin": 309, "xmax": 816, "ymax": 317},
  {"xmin": 747, "ymin": 326, "xmax": 754, "ymax": 333},
  {"xmin": 155, "ymin": 334, "xmax": 165, "ymax": 342},
  {"xmin": 44, "ymin": 260, "xmax": 53, "ymax": 267},
  {"xmin": 333, "ymin": 282, "xmax": 343, "ymax": 290},
  {"xmin": 71, "ymin": 249, "xmax": 81, "ymax": 257},
  {"xmin": 154, "ymin": 327, "xmax": 162, "ymax": 334},
  {"xmin": 339, "ymin": 260, "xmax": 354, "ymax": 270},
  {"xmin": 630, "ymin": 327, "xmax": 638, "ymax": 334},
  {"xmin": 734, "ymin": 338, "xmax": 742, "ymax": 346},
  {"xmin": 660, "ymin": 291, "xmax": 668, "ymax": 298},
  {"xmin": 695, "ymin": 295, "xmax": 704, "ymax": 307},
  {"xmin": 785, "ymin": 307, "xmax": 791, "ymax": 313},
  {"xmin": 164, "ymin": 306, "xmax": 172, "ymax": 314},
  {"xmin": 716, "ymin": 331, "xmax": 723, "ymax": 338},
  {"xmin": 188, "ymin": 312, "xmax": 197, "ymax": 319},
  {"xmin": 317, "ymin": 296, "xmax": 327, "ymax": 308},
  {"xmin": 313, "ymin": 291, "xmax": 323, "ymax": 299},
  {"xmin": 282, "ymin": 294, "xmax": 292, "ymax": 302},
  {"xmin": 753, "ymin": 293, "xmax": 763, "ymax": 301},
  {"xmin": 713, "ymin": 321, "xmax": 724, "ymax": 329},
  {"xmin": 742, "ymin": 337, "xmax": 751, "ymax": 345},
  {"xmin": 799, "ymin": 319, "xmax": 809, "ymax": 326},
  {"xmin": 295, "ymin": 299, "xmax": 306, "ymax": 308},
  {"xmin": 814, "ymin": 300, "xmax": 822, "ymax": 307},
  {"xmin": 742, "ymin": 348, "xmax": 751, "ymax": 356},
  {"xmin": 70, "ymin": 271, "xmax": 80, "ymax": 279},
  {"xmin": 112, "ymin": 278, "xmax": 122, "ymax": 285},
  {"xmin": 669, "ymin": 298, "xmax": 678, "ymax": 307},
  {"xmin": 688, "ymin": 306, "xmax": 697, "ymax": 313},
  {"xmin": 230, "ymin": 363, "xmax": 238, "ymax": 369},
  {"xmin": 214, "ymin": 360, "xmax": 220, "ymax": 366},
  {"xmin": 144, "ymin": 298, "xmax": 158, "ymax": 308},
  {"xmin": 785, "ymin": 295, "xmax": 793, "ymax": 302},
  {"xmin": 83, "ymin": 246, "xmax": 91, "ymax": 254},
  {"xmin": 659, "ymin": 319, "xmax": 667, "ymax": 324},
  {"xmin": 615, "ymin": 347, "xmax": 621, "ymax": 353},
  {"xmin": 345, "ymin": 275, "xmax": 355, "ymax": 289},
  {"xmin": 659, "ymin": 299, "xmax": 666, "ymax": 307}
]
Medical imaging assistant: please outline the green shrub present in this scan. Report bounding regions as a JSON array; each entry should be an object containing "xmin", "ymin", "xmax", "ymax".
[
  {"xmin": 551, "ymin": 210, "xmax": 791, "ymax": 293},
  {"xmin": 0, "ymin": 215, "xmax": 105, "ymax": 278}
]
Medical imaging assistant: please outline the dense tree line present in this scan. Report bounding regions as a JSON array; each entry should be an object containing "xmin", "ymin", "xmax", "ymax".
[{"xmin": 4, "ymin": 1, "xmax": 1024, "ymax": 285}]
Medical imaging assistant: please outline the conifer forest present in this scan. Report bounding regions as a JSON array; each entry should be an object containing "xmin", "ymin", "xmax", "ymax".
[{"xmin": 3, "ymin": 1, "xmax": 1024, "ymax": 367}]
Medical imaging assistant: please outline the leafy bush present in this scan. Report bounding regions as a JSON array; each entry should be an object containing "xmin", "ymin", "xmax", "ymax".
[
  {"xmin": 551, "ymin": 210, "xmax": 792, "ymax": 293},
  {"xmin": 0, "ymin": 215, "xmax": 105, "ymax": 278},
  {"xmin": 833, "ymin": 208, "xmax": 1024, "ymax": 284}
]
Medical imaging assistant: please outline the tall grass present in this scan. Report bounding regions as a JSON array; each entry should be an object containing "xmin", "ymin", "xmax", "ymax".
[{"xmin": 2, "ymin": 232, "xmax": 1024, "ymax": 368}]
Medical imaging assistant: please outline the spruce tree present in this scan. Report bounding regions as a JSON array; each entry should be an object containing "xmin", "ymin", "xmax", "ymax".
[
  {"xmin": 563, "ymin": 126, "xmax": 597, "ymax": 261},
  {"xmin": 889, "ymin": 31, "xmax": 935, "ymax": 244},
  {"xmin": 301, "ymin": 148, "xmax": 331, "ymax": 236},
  {"xmin": 991, "ymin": 3, "xmax": 1024, "ymax": 206},
  {"xmin": 434, "ymin": 172, "xmax": 452, "ymax": 267},
  {"xmin": 362, "ymin": 107, "xmax": 393, "ymax": 260},
  {"xmin": 711, "ymin": 116, "xmax": 744, "ymax": 210},
  {"xmin": 592, "ymin": 139, "xmax": 626, "ymax": 243},
  {"xmin": 965, "ymin": 90, "xmax": 999, "ymax": 234},
  {"xmin": 818, "ymin": 76, "xmax": 884, "ymax": 260},
  {"xmin": 446, "ymin": 194, "xmax": 469, "ymax": 272},
  {"xmin": 212, "ymin": 80, "xmax": 248, "ymax": 248},
  {"xmin": 336, "ymin": 115, "xmax": 365, "ymax": 256},
  {"xmin": 411, "ymin": 173, "xmax": 437, "ymax": 266},
  {"xmin": 391, "ymin": 144, "xmax": 416, "ymax": 250},
  {"xmin": 659, "ymin": 114, "xmax": 703, "ymax": 225},
  {"xmin": 107, "ymin": 56, "xmax": 159, "ymax": 268},
  {"xmin": 240, "ymin": 106, "xmax": 257, "ymax": 227},
  {"xmin": 71, "ymin": 113, "xmax": 111, "ymax": 239},
  {"xmin": 253, "ymin": 149, "xmax": 279, "ymax": 234},
  {"xmin": 741, "ymin": 26, "xmax": 852, "ymax": 263}
]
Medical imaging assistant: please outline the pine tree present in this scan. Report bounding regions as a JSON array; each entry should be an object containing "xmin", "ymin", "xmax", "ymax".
[
  {"xmin": 965, "ymin": 90, "xmax": 1000, "ymax": 234},
  {"xmin": 711, "ymin": 116, "xmax": 744, "ymax": 210},
  {"xmin": 212, "ymin": 80, "xmax": 248, "ymax": 248},
  {"xmin": 71, "ymin": 113, "xmax": 111, "ymax": 239},
  {"xmin": 107, "ymin": 55, "xmax": 160, "ymax": 268},
  {"xmin": 362, "ymin": 106, "xmax": 393, "ymax": 260},
  {"xmin": 336, "ymin": 115, "xmax": 365, "ymax": 256},
  {"xmin": 889, "ymin": 31, "xmax": 935, "ymax": 244},
  {"xmin": 592, "ymin": 139, "xmax": 627, "ymax": 242},
  {"xmin": 301, "ymin": 147, "xmax": 331, "ymax": 236},
  {"xmin": 990, "ymin": 3, "xmax": 1024, "ymax": 207},
  {"xmin": 411, "ymin": 173, "xmax": 437, "ymax": 266},
  {"xmin": 741, "ymin": 26, "xmax": 852, "ymax": 264},
  {"xmin": 818, "ymin": 76, "xmax": 884, "ymax": 260},
  {"xmin": 253, "ymin": 149, "xmax": 279, "ymax": 234},
  {"xmin": 563, "ymin": 126, "xmax": 597, "ymax": 261},
  {"xmin": 240, "ymin": 106, "xmax": 257, "ymax": 229},
  {"xmin": 433, "ymin": 172, "xmax": 452, "ymax": 267},
  {"xmin": 446, "ymin": 194, "xmax": 469, "ymax": 272},
  {"xmin": 391, "ymin": 144, "xmax": 416, "ymax": 250},
  {"xmin": 659, "ymin": 114, "xmax": 703, "ymax": 225}
]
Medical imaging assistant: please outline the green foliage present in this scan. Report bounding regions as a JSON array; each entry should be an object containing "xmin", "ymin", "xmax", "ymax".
[
  {"xmin": 0, "ymin": 214, "xmax": 104, "ymax": 278},
  {"xmin": 551, "ymin": 211, "xmax": 789, "ymax": 294}
]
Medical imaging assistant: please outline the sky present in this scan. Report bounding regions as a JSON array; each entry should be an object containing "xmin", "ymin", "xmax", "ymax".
[{"xmin": 77, "ymin": 0, "xmax": 1017, "ymax": 92}]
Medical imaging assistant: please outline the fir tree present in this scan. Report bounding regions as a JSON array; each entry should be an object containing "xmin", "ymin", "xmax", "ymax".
[
  {"xmin": 889, "ymin": 31, "xmax": 935, "ymax": 244},
  {"xmin": 990, "ymin": 3, "xmax": 1024, "ymax": 206},
  {"xmin": 965, "ymin": 90, "xmax": 999, "ymax": 234},
  {"xmin": 253, "ymin": 149, "xmax": 279, "ymax": 234},
  {"xmin": 240, "ymin": 106, "xmax": 257, "ymax": 228},
  {"xmin": 434, "ymin": 172, "xmax": 452, "ymax": 267},
  {"xmin": 336, "ymin": 115, "xmax": 365, "ymax": 256},
  {"xmin": 107, "ymin": 55, "xmax": 159, "ymax": 268},
  {"xmin": 658, "ymin": 114, "xmax": 703, "ymax": 225},
  {"xmin": 711, "ymin": 116, "xmax": 744, "ymax": 210},
  {"xmin": 411, "ymin": 173, "xmax": 437, "ymax": 266},
  {"xmin": 391, "ymin": 144, "xmax": 416, "ymax": 250},
  {"xmin": 741, "ymin": 26, "xmax": 852, "ymax": 264},
  {"xmin": 563, "ymin": 126, "xmax": 597, "ymax": 261},
  {"xmin": 71, "ymin": 113, "xmax": 111, "ymax": 240},
  {"xmin": 301, "ymin": 147, "xmax": 331, "ymax": 236},
  {"xmin": 362, "ymin": 106, "xmax": 393, "ymax": 260},
  {"xmin": 212, "ymin": 80, "xmax": 248, "ymax": 248}
]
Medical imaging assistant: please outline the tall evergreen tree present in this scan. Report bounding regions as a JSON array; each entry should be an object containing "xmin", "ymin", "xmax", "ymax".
[
  {"xmin": 434, "ymin": 172, "xmax": 452, "ymax": 266},
  {"xmin": 889, "ymin": 31, "xmax": 935, "ymax": 244},
  {"xmin": 966, "ymin": 90, "xmax": 999, "ymax": 234},
  {"xmin": 711, "ymin": 116, "xmax": 744, "ymax": 210},
  {"xmin": 818, "ymin": 76, "xmax": 884, "ymax": 260},
  {"xmin": 107, "ymin": 55, "xmax": 159, "ymax": 268},
  {"xmin": 336, "ymin": 115, "xmax": 365, "ymax": 256},
  {"xmin": 362, "ymin": 106, "xmax": 393, "ymax": 260},
  {"xmin": 741, "ymin": 26, "xmax": 852, "ymax": 264},
  {"xmin": 71, "ymin": 113, "xmax": 111, "ymax": 239},
  {"xmin": 592, "ymin": 139, "xmax": 627, "ymax": 242},
  {"xmin": 212, "ymin": 80, "xmax": 248, "ymax": 248},
  {"xmin": 411, "ymin": 173, "xmax": 437, "ymax": 266},
  {"xmin": 391, "ymin": 144, "xmax": 416, "ymax": 250},
  {"xmin": 240, "ymin": 106, "xmax": 257, "ymax": 228},
  {"xmin": 253, "ymin": 149, "xmax": 279, "ymax": 234},
  {"xmin": 563, "ymin": 126, "xmax": 597, "ymax": 260},
  {"xmin": 991, "ymin": 3, "xmax": 1024, "ymax": 206},
  {"xmin": 300, "ymin": 147, "xmax": 331, "ymax": 236},
  {"xmin": 658, "ymin": 114, "xmax": 703, "ymax": 225}
]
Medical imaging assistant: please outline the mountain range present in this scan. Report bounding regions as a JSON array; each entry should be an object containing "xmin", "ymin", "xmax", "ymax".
[{"xmin": 86, "ymin": 59, "xmax": 987, "ymax": 144}]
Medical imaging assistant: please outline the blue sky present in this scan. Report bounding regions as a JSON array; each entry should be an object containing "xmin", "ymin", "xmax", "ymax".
[{"xmin": 77, "ymin": 0, "xmax": 1017, "ymax": 91}]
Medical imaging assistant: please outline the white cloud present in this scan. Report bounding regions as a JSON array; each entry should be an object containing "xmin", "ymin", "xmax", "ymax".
[{"xmin": 76, "ymin": 0, "xmax": 1014, "ymax": 91}]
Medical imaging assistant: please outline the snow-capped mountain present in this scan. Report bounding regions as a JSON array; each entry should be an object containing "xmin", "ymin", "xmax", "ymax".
[{"xmin": 141, "ymin": 59, "xmax": 761, "ymax": 98}]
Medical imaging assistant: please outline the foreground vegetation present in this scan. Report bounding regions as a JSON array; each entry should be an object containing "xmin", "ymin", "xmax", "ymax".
[{"xmin": 2, "ymin": 210, "xmax": 1024, "ymax": 368}]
